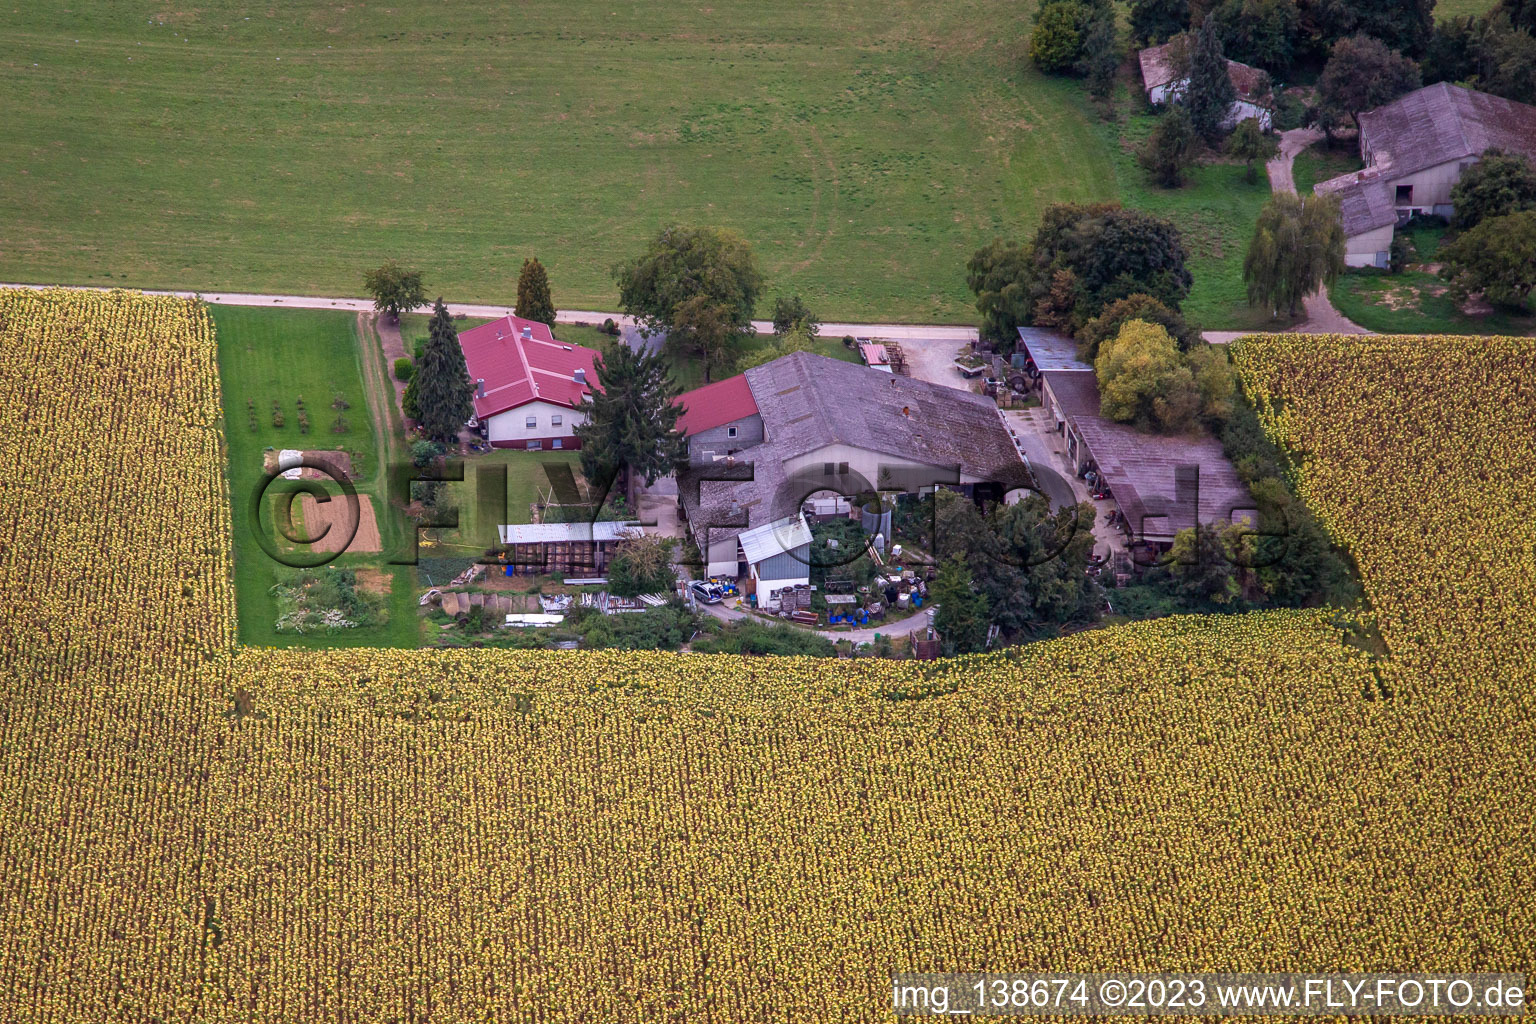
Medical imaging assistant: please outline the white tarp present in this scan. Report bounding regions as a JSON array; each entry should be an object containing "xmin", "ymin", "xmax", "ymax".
[{"xmin": 278, "ymin": 449, "xmax": 304, "ymax": 480}]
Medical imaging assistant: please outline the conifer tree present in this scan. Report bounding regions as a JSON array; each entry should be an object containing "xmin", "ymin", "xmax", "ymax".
[
  {"xmin": 413, "ymin": 299, "xmax": 474, "ymax": 444},
  {"xmin": 515, "ymin": 257, "xmax": 557, "ymax": 327},
  {"xmin": 573, "ymin": 344, "xmax": 688, "ymax": 505},
  {"xmin": 1187, "ymin": 14, "xmax": 1236, "ymax": 142}
]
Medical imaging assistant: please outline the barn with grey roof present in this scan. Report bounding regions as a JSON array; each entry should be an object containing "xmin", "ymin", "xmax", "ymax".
[
  {"xmin": 676, "ymin": 351, "xmax": 1025, "ymax": 578},
  {"xmin": 1314, "ymin": 83, "xmax": 1536, "ymax": 267}
]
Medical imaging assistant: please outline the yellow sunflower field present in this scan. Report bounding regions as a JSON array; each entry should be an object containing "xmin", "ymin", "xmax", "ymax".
[{"xmin": 0, "ymin": 290, "xmax": 1530, "ymax": 1022}]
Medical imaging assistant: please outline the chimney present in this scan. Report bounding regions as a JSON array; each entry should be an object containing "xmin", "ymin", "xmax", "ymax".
[
  {"xmin": 475, "ymin": 378, "xmax": 486, "ymax": 398},
  {"xmin": 521, "ymin": 325, "xmax": 532, "ymax": 340},
  {"xmin": 574, "ymin": 367, "xmax": 587, "ymax": 386}
]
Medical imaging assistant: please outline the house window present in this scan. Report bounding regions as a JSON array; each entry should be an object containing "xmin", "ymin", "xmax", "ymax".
[
  {"xmin": 526, "ymin": 415, "xmax": 538, "ymax": 429},
  {"xmin": 1395, "ymin": 184, "xmax": 1413, "ymax": 204},
  {"xmin": 824, "ymin": 462, "xmax": 834, "ymax": 476},
  {"xmin": 527, "ymin": 440, "xmax": 542, "ymax": 451},
  {"xmin": 551, "ymin": 414, "xmax": 563, "ymax": 427},
  {"xmin": 552, "ymin": 438, "xmax": 562, "ymax": 449},
  {"xmin": 727, "ymin": 426, "xmax": 738, "ymax": 438},
  {"xmin": 838, "ymin": 461, "xmax": 849, "ymax": 474}
]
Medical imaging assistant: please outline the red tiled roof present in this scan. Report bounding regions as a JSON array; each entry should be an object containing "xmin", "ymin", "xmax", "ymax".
[
  {"xmin": 675, "ymin": 374, "xmax": 757, "ymax": 435},
  {"xmin": 456, "ymin": 315, "xmax": 601, "ymax": 419}
]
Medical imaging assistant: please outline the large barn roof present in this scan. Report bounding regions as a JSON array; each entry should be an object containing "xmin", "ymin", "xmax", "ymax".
[
  {"xmin": 742, "ymin": 352, "xmax": 1018, "ymax": 479},
  {"xmin": 679, "ymin": 352, "xmax": 1024, "ymax": 549},
  {"xmin": 1356, "ymin": 83, "xmax": 1536, "ymax": 181}
]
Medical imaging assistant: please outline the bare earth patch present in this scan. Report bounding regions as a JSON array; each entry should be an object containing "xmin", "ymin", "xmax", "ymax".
[
  {"xmin": 352, "ymin": 567, "xmax": 392, "ymax": 595},
  {"xmin": 297, "ymin": 493, "xmax": 382, "ymax": 554},
  {"xmin": 261, "ymin": 448, "xmax": 355, "ymax": 481},
  {"xmin": 1374, "ymin": 285, "xmax": 1421, "ymax": 311}
]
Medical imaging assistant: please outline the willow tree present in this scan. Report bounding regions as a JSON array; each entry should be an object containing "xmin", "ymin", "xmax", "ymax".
[{"xmin": 1243, "ymin": 193, "xmax": 1346, "ymax": 317}]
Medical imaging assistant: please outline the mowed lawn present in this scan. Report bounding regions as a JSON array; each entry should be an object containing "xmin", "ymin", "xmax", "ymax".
[
  {"xmin": 1, "ymin": 1, "xmax": 1117, "ymax": 322},
  {"xmin": 1103, "ymin": 102, "xmax": 1280, "ymax": 331},
  {"xmin": 215, "ymin": 304, "xmax": 420, "ymax": 647}
]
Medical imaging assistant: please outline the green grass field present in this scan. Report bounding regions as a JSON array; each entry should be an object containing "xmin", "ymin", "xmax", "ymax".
[
  {"xmin": 1, "ymin": 1, "xmax": 1119, "ymax": 322},
  {"xmin": 1331, "ymin": 269, "xmax": 1536, "ymax": 335},
  {"xmin": 1103, "ymin": 101, "xmax": 1280, "ymax": 331},
  {"xmin": 1434, "ymin": 0, "xmax": 1502, "ymax": 18},
  {"xmin": 1330, "ymin": 224, "xmax": 1536, "ymax": 335},
  {"xmin": 1292, "ymin": 141, "xmax": 1364, "ymax": 197},
  {"xmin": 215, "ymin": 304, "xmax": 421, "ymax": 647}
]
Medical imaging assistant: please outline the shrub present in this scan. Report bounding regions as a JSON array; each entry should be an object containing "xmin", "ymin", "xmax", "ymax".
[
  {"xmin": 1030, "ymin": 0, "xmax": 1089, "ymax": 73},
  {"xmin": 394, "ymin": 357, "xmax": 414, "ymax": 382},
  {"xmin": 411, "ymin": 439, "xmax": 446, "ymax": 468}
]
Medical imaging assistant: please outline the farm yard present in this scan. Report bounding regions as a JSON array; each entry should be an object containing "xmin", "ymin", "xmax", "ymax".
[
  {"xmin": 0, "ymin": 0, "xmax": 1120, "ymax": 322},
  {"xmin": 0, "ymin": 288, "xmax": 1533, "ymax": 1019}
]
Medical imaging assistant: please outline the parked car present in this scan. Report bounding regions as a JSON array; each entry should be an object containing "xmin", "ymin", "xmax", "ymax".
[{"xmin": 689, "ymin": 580, "xmax": 725, "ymax": 604}]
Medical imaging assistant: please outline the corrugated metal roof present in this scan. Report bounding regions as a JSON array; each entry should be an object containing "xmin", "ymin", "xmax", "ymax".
[
  {"xmin": 1042, "ymin": 370, "xmax": 1253, "ymax": 542},
  {"xmin": 497, "ymin": 521, "xmax": 645, "ymax": 545},
  {"xmin": 738, "ymin": 513, "xmax": 812, "ymax": 565},
  {"xmin": 1357, "ymin": 83, "xmax": 1536, "ymax": 181},
  {"xmin": 1017, "ymin": 327, "xmax": 1092, "ymax": 371}
]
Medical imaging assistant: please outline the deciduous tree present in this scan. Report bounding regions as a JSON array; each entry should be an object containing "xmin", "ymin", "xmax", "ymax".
[
  {"xmin": 363, "ymin": 260, "xmax": 426, "ymax": 322},
  {"xmin": 1130, "ymin": 0, "xmax": 1190, "ymax": 45},
  {"xmin": 1317, "ymin": 35, "xmax": 1421, "ymax": 131},
  {"xmin": 1095, "ymin": 319, "xmax": 1200, "ymax": 433},
  {"xmin": 1315, "ymin": 0, "xmax": 1434, "ymax": 59},
  {"xmin": 966, "ymin": 239, "xmax": 1034, "ymax": 342},
  {"xmin": 615, "ymin": 226, "xmax": 763, "ymax": 384},
  {"xmin": 1212, "ymin": 0, "xmax": 1300, "ymax": 73},
  {"xmin": 1449, "ymin": 148, "xmax": 1536, "ymax": 230},
  {"xmin": 769, "ymin": 294, "xmax": 820, "ymax": 338},
  {"xmin": 932, "ymin": 557, "xmax": 991, "ymax": 655},
  {"xmin": 1077, "ymin": 292, "xmax": 1199, "ymax": 361},
  {"xmin": 1031, "ymin": 1, "xmax": 1090, "ymax": 73},
  {"xmin": 1139, "ymin": 104, "xmax": 1198, "ymax": 187},
  {"xmin": 1439, "ymin": 209, "xmax": 1536, "ymax": 311},
  {"xmin": 933, "ymin": 490, "xmax": 1101, "ymax": 640},
  {"xmin": 1223, "ymin": 117, "xmax": 1277, "ymax": 183}
]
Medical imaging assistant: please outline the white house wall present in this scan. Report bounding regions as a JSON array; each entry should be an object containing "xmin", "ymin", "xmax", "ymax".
[
  {"xmin": 781, "ymin": 443, "xmax": 980, "ymax": 497},
  {"xmin": 1344, "ymin": 224, "xmax": 1396, "ymax": 268},
  {"xmin": 1382, "ymin": 159, "xmax": 1468, "ymax": 216},
  {"xmin": 1148, "ymin": 78, "xmax": 1271, "ymax": 131},
  {"xmin": 753, "ymin": 573, "xmax": 809, "ymax": 607},
  {"xmin": 486, "ymin": 400, "xmax": 586, "ymax": 446}
]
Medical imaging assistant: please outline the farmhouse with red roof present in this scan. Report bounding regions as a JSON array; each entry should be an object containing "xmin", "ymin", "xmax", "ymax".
[
  {"xmin": 456, "ymin": 315, "xmax": 601, "ymax": 450},
  {"xmin": 673, "ymin": 373, "xmax": 762, "ymax": 462}
]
